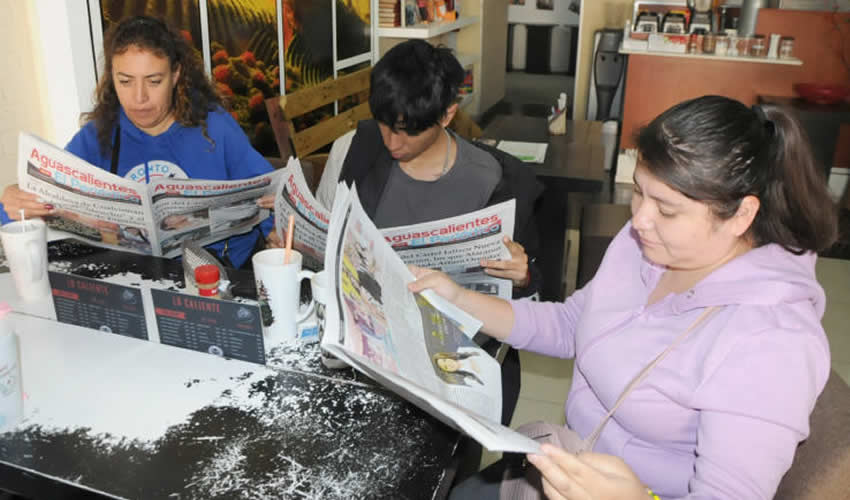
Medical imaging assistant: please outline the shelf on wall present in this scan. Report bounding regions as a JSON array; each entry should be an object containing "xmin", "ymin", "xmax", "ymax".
[
  {"xmin": 376, "ymin": 16, "xmax": 478, "ymax": 39},
  {"xmin": 619, "ymin": 45, "xmax": 803, "ymax": 66},
  {"xmin": 456, "ymin": 53, "xmax": 480, "ymax": 68},
  {"xmin": 459, "ymin": 92, "xmax": 476, "ymax": 109}
]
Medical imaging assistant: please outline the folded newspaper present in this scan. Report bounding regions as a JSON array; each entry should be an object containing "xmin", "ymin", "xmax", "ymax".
[
  {"xmin": 274, "ymin": 158, "xmax": 516, "ymax": 299},
  {"xmin": 270, "ymin": 163, "xmax": 541, "ymax": 452},
  {"xmin": 18, "ymin": 132, "xmax": 281, "ymax": 258},
  {"xmin": 320, "ymin": 184, "xmax": 542, "ymax": 454}
]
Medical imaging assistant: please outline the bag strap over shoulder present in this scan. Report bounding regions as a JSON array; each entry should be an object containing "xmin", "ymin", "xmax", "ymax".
[{"xmin": 582, "ymin": 306, "xmax": 719, "ymax": 452}]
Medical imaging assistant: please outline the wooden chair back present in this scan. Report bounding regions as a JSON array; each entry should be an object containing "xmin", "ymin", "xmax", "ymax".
[
  {"xmin": 265, "ymin": 65, "xmax": 482, "ymax": 192},
  {"xmin": 265, "ymin": 67, "xmax": 372, "ymax": 161},
  {"xmin": 448, "ymin": 106, "xmax": 483, "ymax": 141}
]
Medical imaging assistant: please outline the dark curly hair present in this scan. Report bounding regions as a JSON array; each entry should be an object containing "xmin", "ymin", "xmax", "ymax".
[{"xmin": 83, "ymin": 15, "xmax": 222, "ymax": 156}]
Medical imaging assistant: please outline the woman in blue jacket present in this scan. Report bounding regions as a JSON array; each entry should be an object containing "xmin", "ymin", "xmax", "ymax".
[{"xmin": 0, "ymin": 15, "xmax": 273, "ymax": 268}]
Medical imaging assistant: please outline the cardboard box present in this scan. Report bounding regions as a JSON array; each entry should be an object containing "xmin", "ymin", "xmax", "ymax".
[
  {"xmin": 623, "ymin": 35, "xmax": 649, "ymax": 51},
  {"xmin": 648, "ymin": 33, "xmax": 688, "ymax": 53}
]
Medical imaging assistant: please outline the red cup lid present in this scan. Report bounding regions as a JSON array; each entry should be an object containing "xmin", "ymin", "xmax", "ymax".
[{"xmin": 194, "ymin": 264, "xmax": 220, "ymax": 284}]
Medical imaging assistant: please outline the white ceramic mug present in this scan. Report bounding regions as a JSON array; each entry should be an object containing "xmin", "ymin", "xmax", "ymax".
[
  {"xmin": 311, "ymin": 270, "xmax": 348, "ymax": 369},
  {"xmin": 252, "ymin": 249, "xmax": 315, "ymax": 345},
  {"xmin": 0, "ymin": 219, "xmax": 50, "ymax": 302},
  {"xmin": 311, "ymin": 270, "xmax": 330, "ymax": 306}
]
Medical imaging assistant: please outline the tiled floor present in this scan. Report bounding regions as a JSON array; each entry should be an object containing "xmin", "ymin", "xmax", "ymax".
[{"xmin": 481, "ymin": 233, "xmax": 850, "ymax": 470}]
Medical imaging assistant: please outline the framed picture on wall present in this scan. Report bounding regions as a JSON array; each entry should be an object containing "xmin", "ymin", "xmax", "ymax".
[{"xmin": 537, "ymin": 0, "xmax": 553, "ymax": 10}]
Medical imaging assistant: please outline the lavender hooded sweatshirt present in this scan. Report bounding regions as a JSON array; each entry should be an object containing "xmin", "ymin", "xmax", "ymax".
[{"xmin": 507, "ymin": 223, "xmax": 830, "ymax": 499}]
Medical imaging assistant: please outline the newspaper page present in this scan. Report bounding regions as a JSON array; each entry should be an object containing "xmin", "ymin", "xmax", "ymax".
[
  {"xmin": 380, "ymin": 200, "xmax": 516, "ymax": 299},
  {"xmin": 322, "ymin": 185, "xmax": 541, "ymax": 454},
  {"xmin": 18, "ymin": 132, "xmax": 157, "ymax": 254},
  {"xmin": 149, "ymin": 171, "xmax": 281, "ymax": 258},
  {"xmin": 17, "ymin": 132, "xmax": 280, "ymax": 258},
  {"xmin": 273, "ymin": 158, "xmax": 330, "ymax": 271}
]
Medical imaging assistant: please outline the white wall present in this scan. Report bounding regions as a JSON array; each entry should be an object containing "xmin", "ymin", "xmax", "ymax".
[
  {"xmin": 508, "ymin": 1, "xmax": 579, "ymax": 26},
  {"xmin": 0, "ymin": 3, "xmax": 48, "ymax": 189},
  {"xmin": 480, "ymin": 0, "xmax": 509, "ymax": 114},
  {"xmin": 572, "ymin": 0, "xmax": 631, "ymax": 120},
  {"xmin": 32, "ymin": 0, "xmax": 98, "ymax": 145},
  {"xmin": 0, "ymin": 0, "xmax": 97, "ymax": 191}
]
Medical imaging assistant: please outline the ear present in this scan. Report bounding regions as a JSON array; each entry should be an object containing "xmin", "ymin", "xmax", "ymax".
[
  {"xmin": 440, "ymin": 103, "xmax": 459, "ymax": 128},
  {"xmin": 729, "ymin": 195, "xmax": 760, "ymax": 237}
]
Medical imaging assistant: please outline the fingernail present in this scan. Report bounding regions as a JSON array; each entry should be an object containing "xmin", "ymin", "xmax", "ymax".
[{"xmin": 45, "ymin": 204, "xmax": 54, "ymax": 210}]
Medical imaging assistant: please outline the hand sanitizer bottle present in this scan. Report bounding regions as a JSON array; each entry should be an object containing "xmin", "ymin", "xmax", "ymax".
[{"xmin": 0, "ymin": 303, "xmax": 23, "ymax": 431}]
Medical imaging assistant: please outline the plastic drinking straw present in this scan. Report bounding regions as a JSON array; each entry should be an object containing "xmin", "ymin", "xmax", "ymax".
[
  {"xmin": 19, "ymin": 209, "xmax": 25, "ymax": 232},
  {"xmin": 284, "ymin": 214, "xmax": 295, "ymax": 264}
]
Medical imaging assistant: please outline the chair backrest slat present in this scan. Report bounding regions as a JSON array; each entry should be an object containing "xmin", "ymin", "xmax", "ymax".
[
  {"xmin": 280, "ymin": 67, "xmax": 371, "ymax": 118},
  {"xmin": 290, "ymin": 101, "xmax": 371, "ymax": 159},
  {"xmin": 265, "ymin": 67, "xmax": 372, "ymax": 160}
]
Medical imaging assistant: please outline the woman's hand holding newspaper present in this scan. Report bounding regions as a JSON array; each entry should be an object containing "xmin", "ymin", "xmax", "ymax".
[
  {"xmin": 408, "ymin": 265, "xmax": 515, "ymax": 341},
  {"xmin": 408, "ymin": 265, "xmax": 465, "ymax": 303},
  {"xmin": 255, "ymin": 194, "xmax": 275, "ymax": 209},
  {"xmin": 1, "ymin": 184, "xmax": 53, "ymax": 220},
  {"xmin": 527, "ymin": 444, "xmax": 648, "ymax": 500},
  {"xmin": 265, "ymin": 228, "xmax": 283, "ymax": 248}
]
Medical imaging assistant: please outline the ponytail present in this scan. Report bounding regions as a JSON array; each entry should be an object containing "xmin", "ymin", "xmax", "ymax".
[{"xmin": 755, "ymin": 105, "xmax": 837, "ymax": 253}]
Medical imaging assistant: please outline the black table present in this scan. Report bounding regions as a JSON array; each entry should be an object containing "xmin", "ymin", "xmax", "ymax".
[
  {"xmin": 0, "ymin": 242, "xmax": 460, "ymax": 500},
  {"xmin": 484, "ymin": 116, "xmax": 606, "ymax": 300}
]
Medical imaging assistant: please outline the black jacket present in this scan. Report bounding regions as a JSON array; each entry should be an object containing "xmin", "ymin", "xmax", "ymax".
[{"xmin": 339, "ymin": 120, "xmax": 544, "ymax": 298}]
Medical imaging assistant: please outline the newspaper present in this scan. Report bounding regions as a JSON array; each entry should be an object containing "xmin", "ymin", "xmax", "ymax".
[
  {"xmin": 321, "ymin": 184, "xmax": 541, "ymax": 454},
  {"xmin": 17, "ymin": 132, "xmax": 281, "ymax": 257},
  {"xmin": 271, "ymin": 162, "xmax": 518, "ymax": 296},
  {"xmin": 273, "ymin": 157, "xmax": 330, "ymax": 271},
  {"xmin": 380, "ymin": 200, "xmax": 516, "ymax": 299}
]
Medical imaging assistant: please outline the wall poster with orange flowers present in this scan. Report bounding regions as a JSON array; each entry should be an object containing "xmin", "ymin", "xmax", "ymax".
[
  {"xmin": 282, "ymin": 0, "xmax": 371, "ymax": 131},
  {"xmin": 95, "ymin": 0, "xmax": 372, "ymax": 158}
]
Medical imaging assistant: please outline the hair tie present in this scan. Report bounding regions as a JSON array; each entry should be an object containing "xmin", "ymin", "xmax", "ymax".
[{"xmin": 752, "ymin": 105, "xmax": 775, "ymax": 136}]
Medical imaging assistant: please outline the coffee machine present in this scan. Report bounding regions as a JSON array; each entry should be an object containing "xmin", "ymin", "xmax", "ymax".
[
  {"xmin": 687, "ymin": 0, "xmax": 713, "ymax": 33},
  {"xmin": 588, "ymin": 29, "xmax": 626, "ymax": 122}
]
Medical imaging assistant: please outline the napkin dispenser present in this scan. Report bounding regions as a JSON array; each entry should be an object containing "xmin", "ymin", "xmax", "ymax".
[{"xmin": 548, "ymin": 110, "xmax": 567, "ymax": 135}]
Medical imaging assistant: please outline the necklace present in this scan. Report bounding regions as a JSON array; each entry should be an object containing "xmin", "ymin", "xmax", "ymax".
[{"xmin": 439, "ymin": 127, "xmax": 452, "ymax": 178}]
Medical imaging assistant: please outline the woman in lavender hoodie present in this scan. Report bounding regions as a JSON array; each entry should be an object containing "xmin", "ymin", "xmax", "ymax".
[{"xmin": 412, "ymin": 96, "xmax": 838, "ymax": 500}]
